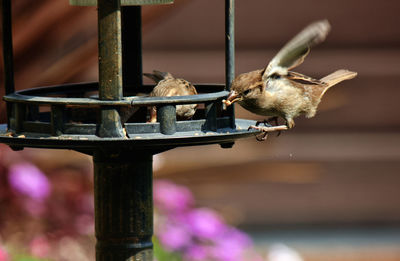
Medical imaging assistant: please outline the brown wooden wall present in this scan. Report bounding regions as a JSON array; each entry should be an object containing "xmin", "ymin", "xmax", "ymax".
[{"xmin": 1, "ymin": 0, "xmax": 400, "ymax": 227}]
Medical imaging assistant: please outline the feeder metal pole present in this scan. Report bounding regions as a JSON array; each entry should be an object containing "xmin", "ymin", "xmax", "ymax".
[
  {"xmin": 98, "ymin": 0, "xmax": 125, "ymax": 137},
  {"xmin": 1, "ymin": 0, "xmax": 15, "ymax": 129},
  {"xmin": 122, "ymin": 6, "xmax": 143, "ymax": 95},
  {"xmin": 121, "ymin": 6, "xmax": 148, "ymax": 122},
  {"xmin": 1, "ymin": 0, "xmax": 15, "ymax": 95},
  {"xmin": 95, "ymin": 1, "xmax": 154, "ymax": 260},
  {"xmin": 94, "ymin": 150, "xmax": 153, "ymax": 260},
  {"xmin": 225, "ymin": 0, "xmax": 235, "ymax": 128}
]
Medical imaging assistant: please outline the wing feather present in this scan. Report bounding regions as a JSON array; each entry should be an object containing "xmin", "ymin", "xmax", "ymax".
[
  {"xmin": 287, "ymin": 71, "xmax": 326, "ymax": 85},
  {"xmin": 262, "ymin": 20, "xmax": 331, "ymax": 81}
]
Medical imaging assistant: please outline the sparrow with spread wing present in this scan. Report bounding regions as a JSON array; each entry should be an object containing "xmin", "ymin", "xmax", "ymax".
[{"xmin": 223, "ymin": 20, "xmax": 357, "ymax": 140}]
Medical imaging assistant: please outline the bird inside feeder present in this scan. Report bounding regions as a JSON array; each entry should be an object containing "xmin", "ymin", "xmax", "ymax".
[{"xmin": 144, "ymin": 70, "xmax": 198, "ymax": 123}]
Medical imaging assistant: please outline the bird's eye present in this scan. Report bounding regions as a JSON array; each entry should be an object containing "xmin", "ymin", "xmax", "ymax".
[
  {"xmin": 243, "ymin": 89, "xmax": 251, "ymax": 96},
  {"xmin": 270, "ymin": 73, "xmax": 281, "ymax": 80}
]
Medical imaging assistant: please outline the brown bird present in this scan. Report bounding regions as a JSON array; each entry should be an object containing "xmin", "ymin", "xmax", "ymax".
[
  {"xmin": 223, "ymin": 20, "xmax": 357, "ymax": 140},
  {"xmin": 144, "ymin": 70, "xmax": 198, "ymax": 123}
]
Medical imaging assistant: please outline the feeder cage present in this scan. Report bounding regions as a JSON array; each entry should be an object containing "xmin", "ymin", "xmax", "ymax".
[{"xmin": 0, "ymin": 0, "xmax": 261, "ymax": 260}]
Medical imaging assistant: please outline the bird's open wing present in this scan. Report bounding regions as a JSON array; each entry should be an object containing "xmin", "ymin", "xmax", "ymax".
[
  {"xmin": 287, "ymin": 71, "xmax": 325, "ymax": 85},
  {"xmin": 262, "ymin": 20, "xmax": 331, "ymax": 81}
]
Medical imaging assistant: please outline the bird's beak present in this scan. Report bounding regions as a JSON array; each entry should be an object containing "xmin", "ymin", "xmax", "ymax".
[{"xmin": 223, "ymin": 90, "xmax": 241, "ymax": 107}]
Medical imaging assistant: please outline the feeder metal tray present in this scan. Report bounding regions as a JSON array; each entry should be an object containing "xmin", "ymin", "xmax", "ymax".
[{"xmin": 2, "ymin": 82, "xmax": 261, "ymax": 150}]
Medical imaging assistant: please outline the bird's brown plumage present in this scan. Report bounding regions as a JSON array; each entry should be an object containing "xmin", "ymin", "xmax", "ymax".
[
  {"xmin": 224, "ymin": 20, "xmax": 357, "ymax": 131},
  {"xmin": 144, "ymin": 70, "xmax": 198, "ymax": 122}
]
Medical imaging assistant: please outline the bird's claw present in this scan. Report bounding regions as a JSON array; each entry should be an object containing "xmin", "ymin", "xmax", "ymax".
[
  {"xmin": 256, "ymin": 132, "xmax": 269, "ymax": 141},
  {"xmin": 247, "ymin": 125, "xmax": 269, "ymax": 141},
  {"xmin": 254, "ymin": 117, "xmax": 283, "ymax": 136},
  {"xmin": 255, "ymin": 117, "xmax": 277, "ymax": 127},
  {"xmin": 248, "ymin": 124, "xmax": 288, "ymax": 142}
]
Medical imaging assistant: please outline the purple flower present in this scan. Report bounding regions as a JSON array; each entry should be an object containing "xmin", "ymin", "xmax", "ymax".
[
  {"xmin": 158, "ymin": 222, "xmax": 192, "ymax": 251},
  {"xmin": 223, "ymin": 228, "xmax": 252, "ymax": 248},
  {"xmin": 8, "ymin": 163, "xmax": 50, "ymax": 201},
  {"xmin": 153, "ymin": 180, "xmax": 258, "ymax": 261},
  {"xmin": 210, "ymin": 228, "xmax": 253, "ymax": 261},
  {"xmin": 154, "ymin": 180, "xmax": 194, "ymax": 213},
  {"xmin": 184, "ymin": 245, "xmax": 208, "ymax": 261},
  {"xmin": 187, "ymin": 208, "xmax": 227, "ymax": 240}
]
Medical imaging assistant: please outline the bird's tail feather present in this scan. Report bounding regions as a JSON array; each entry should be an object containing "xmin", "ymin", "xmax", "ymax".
[
  {"xmin": 319, "ymin": 69, "xmax": 357, "ymax": 97},
  {"xmin": 143, "ymin": 70, "xmax": 173, "ymax": 83},
  {"xmin": 321, "ymin": 69, "xmax": 357, "ymax": 87}
]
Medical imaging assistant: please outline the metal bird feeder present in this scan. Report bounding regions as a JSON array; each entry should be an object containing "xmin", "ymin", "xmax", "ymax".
[{"xmin": 0, "ymin": 0, "xmax": 260, "ymax": 259}]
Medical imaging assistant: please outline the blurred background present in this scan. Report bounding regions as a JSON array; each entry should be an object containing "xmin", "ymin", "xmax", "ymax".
[{"xmin": 1, "ymin": 0, "xmax": 400, "ymax": 260}]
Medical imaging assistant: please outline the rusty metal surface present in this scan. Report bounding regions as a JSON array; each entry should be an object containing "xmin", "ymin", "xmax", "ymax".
[
  {"xmin": 98, "ymin": 0, "xmax": 123, "ymax": 100},
  {"xmin": 97, "ymin": 0, "xmax": 125, "ymax": 137}
]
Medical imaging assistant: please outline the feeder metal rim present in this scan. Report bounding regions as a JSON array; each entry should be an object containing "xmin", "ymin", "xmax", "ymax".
[
  {"xmin": 70, "ymin": 0, "xmax": 174, "ymax": 6},
  {"xmin": 3, "ymin": 92, "xmax": 131, "ymax": 106},
  {"xmin": 4, "ymin": 88, "xmax": 229, "ymax": 107},
  {"xmin": 11, "ymin": 82, "xmax": 225, "ymax": 96},
  {"xmin": 129, "ymin": 91, "xmax": 228, "ymax": 106},
  {"xmin": 17, "ymin": 82, "xmax": 99, "ymax": 96}
]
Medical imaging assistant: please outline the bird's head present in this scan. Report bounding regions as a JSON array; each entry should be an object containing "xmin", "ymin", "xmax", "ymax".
[{"xmin": 223, "ymin": 70, "xmax": 264, "ymax": 107}]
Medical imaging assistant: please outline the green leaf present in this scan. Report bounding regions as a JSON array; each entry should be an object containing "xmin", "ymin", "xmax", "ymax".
[
  {"xmin": 14, "ymin": 254, "xmax": 50, "ymax": 261},
  {"xmin": 153, "ymin": 237, "xmax": 182, "ymax": 261}
]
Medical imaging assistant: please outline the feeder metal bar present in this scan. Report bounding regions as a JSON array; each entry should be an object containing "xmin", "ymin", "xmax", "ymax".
[
  {"xmin": 4, "ymin": 90, "xmax": 229, "ymax": 106},
  {"xmin": 70, "ymin": 0, "xmax": 173, "ymax": 6},
  {"xmin": 225, "ymin": 0, "xmax": 236, "ymax": 128},
  {"xmin": 1, "ymin": 0, "xmax": 15, "ymax": 95},
  {"xmin": 122, "ymin": 6, "xmax": 143, "ymax": 95}
]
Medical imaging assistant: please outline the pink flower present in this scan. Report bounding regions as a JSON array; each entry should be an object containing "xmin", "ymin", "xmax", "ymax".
[
  {"xmin": 0, "ymin": 246, "xmax": 9, "ymax": 261},
  {"xmin": 8, "ymin": 163, "xmax": 50, "ymax": 200},
  {"xmin": 75, "ymin": 214, "xmax": 95, "ymax": 235},
  {"xmin": 29, "ymin": 235, "xmax": 50, "ymax": 258},
  {"xmin": 23, "ymin": 198, "xmax": 46, "ymax": 217},
  {"xmin": 154, "ymin": 180, "xmax": 194, "ymax": 213},
  {"xmin": 187, "ymin": 208, "xmax": 227, "ymax": 240},
  {"xmin": 158, "ymin": 223, "xmax": 192, "ymax": 251}
]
